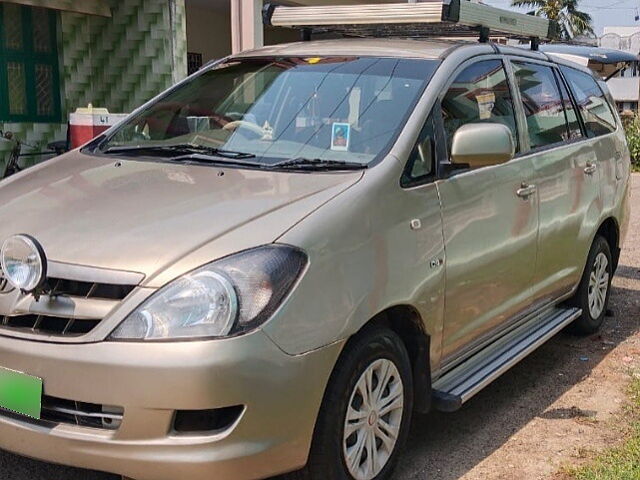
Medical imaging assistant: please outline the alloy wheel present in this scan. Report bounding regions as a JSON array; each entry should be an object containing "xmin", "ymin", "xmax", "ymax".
[
  {"xmin": 588, "ymin": 252, "xmax": 609, "ymax": 319},
  {"xmin": 343, "ymin": 358, "xmax": 404, "ymax": 480}
]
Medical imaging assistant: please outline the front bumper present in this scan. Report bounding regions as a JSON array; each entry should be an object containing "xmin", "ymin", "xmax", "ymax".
[{"xmin": 0, "ymin": 331, "xmax": 343, "ymax": 480}]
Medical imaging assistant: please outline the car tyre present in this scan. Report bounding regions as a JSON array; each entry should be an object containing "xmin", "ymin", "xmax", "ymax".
[
  {"xmin": 569, "ymin": 235, "xmax": 613, "ymax": 335},
  {"xmin": 286, "ymin": 326, "xmax": 413, "ymax": 480}
]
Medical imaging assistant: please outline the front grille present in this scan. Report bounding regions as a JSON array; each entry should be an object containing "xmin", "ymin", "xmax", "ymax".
[
  {"xmin": 1, "ymin": 314, "xmax": 101, "ymax": 336},
  {"xmin": 48, "ymin": 277, "xmax": 135, "ymax": 301},
  {"xmin": 41, "ymin": 395, "xmax": 123, "ymax": 430},
  {"xmin": 0, "ymin": 276, "xmax": 137, "ymax": 338},
  {"xmin": 0, "ymin": 396, "xmax": 123, "ymax": 430}
]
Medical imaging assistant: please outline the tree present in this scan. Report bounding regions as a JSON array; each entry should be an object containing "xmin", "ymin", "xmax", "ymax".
[{"xmin": 511, "ymin": 0, "xmax": 594, "ymax": 40}]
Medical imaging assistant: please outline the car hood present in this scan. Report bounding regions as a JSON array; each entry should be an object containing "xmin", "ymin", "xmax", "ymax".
[{"xmin": 0, "ymin": 152, "xmax": 363, "ymax": 285}]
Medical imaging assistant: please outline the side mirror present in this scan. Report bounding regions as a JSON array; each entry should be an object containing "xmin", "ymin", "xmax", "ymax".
[{"xmin": 450, "ymin": 123, "xmax": 515, "ymax": 168}]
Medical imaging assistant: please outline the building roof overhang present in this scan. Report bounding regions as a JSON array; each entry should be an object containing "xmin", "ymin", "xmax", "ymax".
[
  {"xmin": 540, "ymin": 44, "xmax": 639, "ymax": 79},
  {"xmin": 0, "ymin": 0, "xmax": 111, "ymax": 17}
]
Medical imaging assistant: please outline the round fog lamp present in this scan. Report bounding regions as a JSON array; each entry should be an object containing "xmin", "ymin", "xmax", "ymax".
[{"xmin": 0, "ymin": 235, "xmax": 47, "ymax": 292}]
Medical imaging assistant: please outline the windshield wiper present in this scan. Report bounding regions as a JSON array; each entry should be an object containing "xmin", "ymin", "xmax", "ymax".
[
  {"xmin": 273, "ymin": 157, "xmax": 368, "ymax": 171},
  {"xmin": 102, "ymin": 143, "xmax": 257, "ymax": 159},
  {"xmin": 169, "ymin": 153, "xmax": 267, "ymax": 169}
]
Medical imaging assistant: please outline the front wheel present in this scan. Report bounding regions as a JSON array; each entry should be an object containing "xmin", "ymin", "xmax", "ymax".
[
  {"xmin": 569, "ymin": 235, "xmax": 613, "ymax": 335},
  {"xmin": 290, "ymin": 327, "xmax": 413, "ymax": 480}
]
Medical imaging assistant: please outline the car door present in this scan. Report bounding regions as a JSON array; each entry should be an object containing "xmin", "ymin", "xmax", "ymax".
[
  {"xmin": 436, "ymin": 58, "xmax": 539, "ymax": 363},
  {"xmin": 509, "ymin": 60, "xmax": 601, "ymax": 303}
]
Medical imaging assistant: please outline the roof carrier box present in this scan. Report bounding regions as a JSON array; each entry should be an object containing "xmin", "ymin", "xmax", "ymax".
[{"xmin": 263, "ymin": 0, "xmax": 558, "ymax": 47}]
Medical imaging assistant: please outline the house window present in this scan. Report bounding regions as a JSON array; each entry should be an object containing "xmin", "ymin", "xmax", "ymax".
[
  {"xmin": 0, "ymin": 4, "xmax": 62, "ymax": 122},
  {"xmin": 187, "ymin": 52, "xmax": 203, "ymax": 76}
]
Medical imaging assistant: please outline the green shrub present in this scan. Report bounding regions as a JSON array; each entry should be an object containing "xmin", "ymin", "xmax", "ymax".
[{"xmin": 623, "ymin": 116, "xmax": 640, "ymax": 172}]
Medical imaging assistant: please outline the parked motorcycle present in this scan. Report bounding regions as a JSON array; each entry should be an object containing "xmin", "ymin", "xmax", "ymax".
[{"xmin": 0, "ymin": 130, "xmax": 69, "ymax": 179}]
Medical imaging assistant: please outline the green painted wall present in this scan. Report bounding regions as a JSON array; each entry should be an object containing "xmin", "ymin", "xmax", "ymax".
[{"xmin": 0, "ymin": 0, "xmax": 187, "ymax": 169}]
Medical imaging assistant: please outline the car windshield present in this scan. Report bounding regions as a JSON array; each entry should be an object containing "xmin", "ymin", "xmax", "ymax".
[{"xmin": 98, "ymin": 56, "xmax": 440, "ymax": 167}]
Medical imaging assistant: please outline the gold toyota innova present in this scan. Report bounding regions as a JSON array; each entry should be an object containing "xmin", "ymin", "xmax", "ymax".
[{"xmin": 0, "ymin": 4, "xmax": 632, "ymax": 479}]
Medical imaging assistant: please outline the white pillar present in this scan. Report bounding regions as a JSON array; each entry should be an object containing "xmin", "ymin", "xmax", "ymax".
[{"xmin": 231, "ymin": 0, "xmax": 264, "ymax": 54}]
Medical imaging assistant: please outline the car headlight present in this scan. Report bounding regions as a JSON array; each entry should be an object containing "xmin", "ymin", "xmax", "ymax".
[
  {"xmin": 109, "ymin": 245, "xmax": 308, "ymax": 341},
  {"xmin": 0, "ymin": 234, "xmax": 47, "ymax": 293}
]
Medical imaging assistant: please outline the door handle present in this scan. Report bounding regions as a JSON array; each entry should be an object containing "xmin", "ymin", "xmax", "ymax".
[
  {"xmin": 516, "ymin": 183, "xmax": 537, "ymax": 199},
  {"xmin": 584, "ymin": 162, "xmax": 597, "ymax": 175}
]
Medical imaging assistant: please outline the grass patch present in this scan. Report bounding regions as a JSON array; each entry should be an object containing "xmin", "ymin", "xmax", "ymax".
[{"xmin": 563, "ymin": 377, "xmax": 640, "ymax": 480}]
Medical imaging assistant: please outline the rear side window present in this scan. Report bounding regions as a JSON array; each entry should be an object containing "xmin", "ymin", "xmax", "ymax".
[
  {"xmin": 561, "ymin": 67, "xmax": 617, "ymax": 137},
  {"xmin": 556, "ymin": 71, "xmax": 583, "ymax": 141},
  {"xmin": 442, "ymin": 60, "xmax": 518, "ymax": 153},
  {"xmin": 513, "ymin": 62, "xmax": 569, "ymax": 149}
]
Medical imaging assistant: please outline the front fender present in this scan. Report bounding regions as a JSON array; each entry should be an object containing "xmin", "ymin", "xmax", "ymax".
[{"xmin": 263, "ymin": 156, "xmax": 446, "ymax": 371}]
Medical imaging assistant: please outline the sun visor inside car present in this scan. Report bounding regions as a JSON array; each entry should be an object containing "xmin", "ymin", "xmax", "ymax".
[{"xmin": 541, "ymin": 45, "xmax": 640, "ymax": 79}]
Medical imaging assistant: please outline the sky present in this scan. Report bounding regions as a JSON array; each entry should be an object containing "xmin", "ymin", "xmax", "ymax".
[{"xmin": 482, "ymin": 0, "xmax": 640, "ymax": 35}]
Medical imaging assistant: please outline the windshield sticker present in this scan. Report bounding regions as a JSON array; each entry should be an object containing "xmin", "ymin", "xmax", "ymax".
[
  {"xmin": 476, "ymin": 92, "xmax": 496, "ymax": 120},
  {"xmin": 331, "ymin": 123, "xmax": 351, "ymax": 151}
]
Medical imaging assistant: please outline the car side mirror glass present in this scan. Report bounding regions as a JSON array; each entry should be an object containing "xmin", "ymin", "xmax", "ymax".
[{"xmin": 450, "ymin": 123, "xmax": 515, "ymax": 168}]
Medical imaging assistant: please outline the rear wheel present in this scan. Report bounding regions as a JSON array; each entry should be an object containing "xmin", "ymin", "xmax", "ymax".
[
  {"xmin": 570, "ymin": 235, "xmax": 613, "ymax": 335},
  {"xmin": 289, "ymin": 327, "xmax": 413, "ymax": 480}
]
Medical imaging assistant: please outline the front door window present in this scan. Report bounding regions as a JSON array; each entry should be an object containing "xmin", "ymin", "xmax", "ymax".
[{"xmin": 442, "ymin": 59, "xmax": 518, "ymax": 154}]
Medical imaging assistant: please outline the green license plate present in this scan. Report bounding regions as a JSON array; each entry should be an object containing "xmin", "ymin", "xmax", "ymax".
[{"xmin": 0, "ymin": 367, "xmax": 42, "ymax": 419}]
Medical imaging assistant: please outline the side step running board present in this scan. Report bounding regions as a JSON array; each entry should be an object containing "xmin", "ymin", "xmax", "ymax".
[{"xmin": 432, "ymin": 307, "xmax": 582, "ymax": 412}]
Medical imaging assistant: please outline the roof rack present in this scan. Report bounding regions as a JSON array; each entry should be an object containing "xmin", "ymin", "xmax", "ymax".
[{"xmin": 263, "ymin": 0, "xmax": 558, "ymax": 49}]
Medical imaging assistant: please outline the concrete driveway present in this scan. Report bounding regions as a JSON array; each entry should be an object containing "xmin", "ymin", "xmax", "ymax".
[{"xmin": 2, "ymin": 175, "xmax": 638, "ymax": 480}]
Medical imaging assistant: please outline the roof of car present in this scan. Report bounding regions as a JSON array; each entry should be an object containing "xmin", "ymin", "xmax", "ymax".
[
  {"xmin": 231, "ymin": 38, "xmax": 599, "ymax": 77},
  {"xmin": 234, "ymin": 38, "xmax": 466, "ymax": 60}
]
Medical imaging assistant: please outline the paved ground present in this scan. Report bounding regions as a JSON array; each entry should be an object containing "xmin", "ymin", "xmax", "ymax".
[{"xmin": 1, "ymin": 175, "xmax": 638, "ymax": 480}]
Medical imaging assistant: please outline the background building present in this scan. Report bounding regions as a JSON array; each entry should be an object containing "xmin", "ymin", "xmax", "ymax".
[
  {"xmin": 0, "ymin": 0, "xmax": 187, "ymax": 168},
  {"xmin": 600, "ymin": 26, "xmax": 640, "ymax": 115}
]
